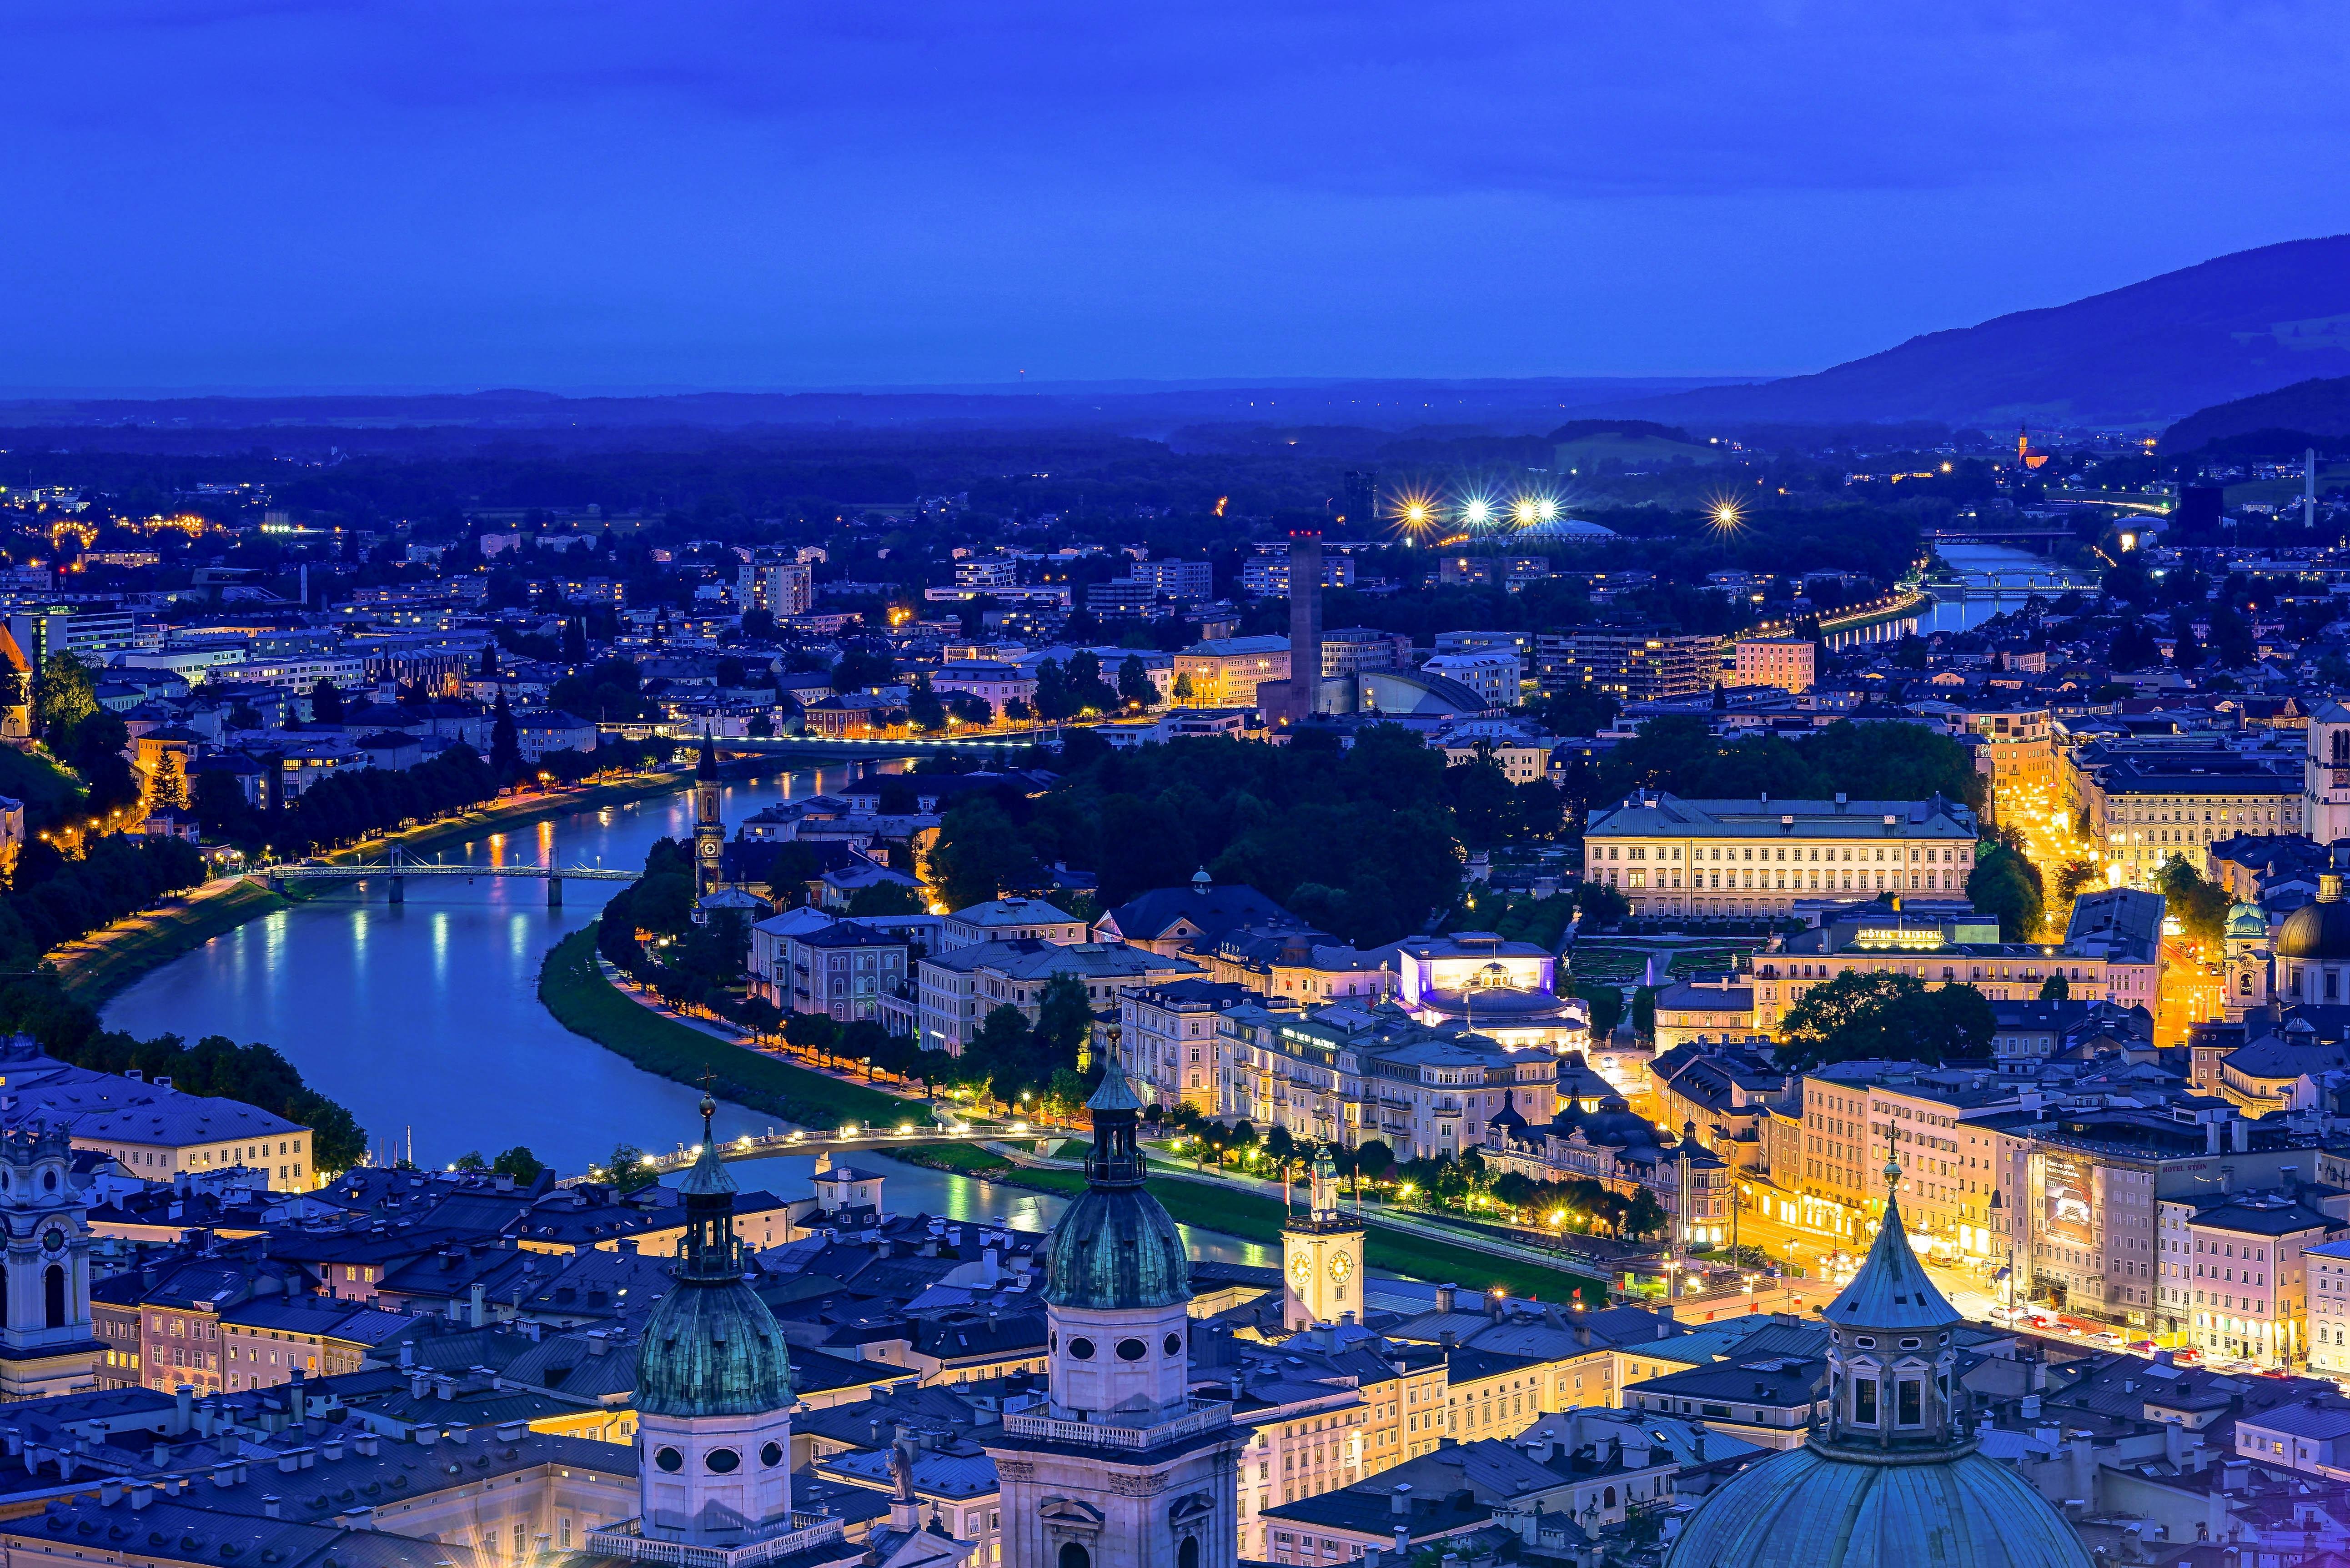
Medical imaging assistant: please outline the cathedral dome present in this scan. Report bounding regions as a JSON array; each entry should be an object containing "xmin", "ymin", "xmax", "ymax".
[
  {"xmin": 2278, "ymin": 878, "xmax": 2350, "ymax": 960},
  {"xmin": 1668, "ymin": 1161, "xmax": 2090, "ymax": 1568},
  {"xmin": 637, "ymin": 1276, "xmax": 793, "ymax": 1417},
  {"xmin": 1043, "ymin": 1066, "xmax": 1192, "ymax": 1313},
  {"xmin": 1665, "ymin": 1444, "xmax": 2092, "ymax": 1568},
  {"xmin": 635, "ymin": 1101, "xmax": 793, "ymax": 1418}
]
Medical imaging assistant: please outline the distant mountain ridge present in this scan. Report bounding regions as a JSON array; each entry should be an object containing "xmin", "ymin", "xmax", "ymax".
[
  {"xmin": 2161, "ymin": 375, "xmax": 2350, "ymax": 452},
  {"xmin": 1567, "ymin": 236, "xmax": 2350, "ymax": 431}
]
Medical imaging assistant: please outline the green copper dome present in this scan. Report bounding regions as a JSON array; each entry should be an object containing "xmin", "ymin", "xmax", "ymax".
[
  {"xmin": 1665, "ymin": 1445, "xmax": 2093, "ymax": 1568},
  {"xmin": 1672, "ymin": 1156, "xmax": 2089, "ymax": 1568},
  {"xmin": 636, "ymin": 1100, "xmax": 793, "ymax": 1417},
  {"xmin": 1043, "ymin": 1066, "xmax": 1192, "ymax": 1312}
]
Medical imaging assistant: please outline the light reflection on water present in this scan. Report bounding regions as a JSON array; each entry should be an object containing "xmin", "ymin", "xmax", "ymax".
[
  {"xmin": 106, "ymin": 774, "xmax": 826, "ymax": 1173},
  {"xmin": 103, "ymin": 764, "xmax": 1281, "ymax": 1267}
]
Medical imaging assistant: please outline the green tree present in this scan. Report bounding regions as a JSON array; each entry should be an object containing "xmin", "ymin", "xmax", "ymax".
[
  {"xmin": 35, "ymin": 653, "xmax": 95, "ymax": 738},
  {"xmin": 1778, "ymin": 971, "xmax": 1995, "ymax": 1068},
  {"xmin": 2038, "ymin": 972, "xmax": 2070, "ymax": 1002},
  {"xmin": 1171, "ymin": 672, "xmax": 1195, "ymax": 703},
  {"xmin": 2157, "ymin": 855, "xmax": 2232, "ymax": 952},
  {"xmin": 1967, "ymin": 843, "xmax": 2044, "ymax": 941},
  {"xmin": 454, "ymin": 1151, "xmax": 488, "ymax": 1171},
  {"xmin": 493, "ymin": 1146, "xmax": 545, "ymax": 1183},
  {"xmin": 149, "ymin": 750, "xmax": 190, "ymax": 812},
  {"xmin": 846, "ymin": 881, "xmax": 925, "ymax": 916},
  {"xmin": 490, "ymin": 691, "xmax": 523, "ymax": 779},
  {"xmin": 1033, "ymin": 973, "xmax": 1095, "ymax": 1068},
  {"xmin": 1575, "ymin": 982, "xmax": 1625, "ymax": 1038},
  {"xmin": 1450, "ymin": 757, "xmax": 1520, "ymax": 849},
  {"xmin": 925, "ymin": 796, "xmax": 1040, "ymax": 911},
  {"xmin": 604, "ymin": 1142, "xmax": 656, "ymax": 1193},
  {"xmin": 908, "ymin": 676, "xmax": 946, "ymax": 734},
  {"xmin": 309, "ymin": 678, "xmax": 344, "ymax": 725},
  {"xmin": 1117, "ymin": 656, "xmax": 1156, "ymax": 709},
  {"xmin": 1574, "ymin": 879, "xmax": 1631, "ymax": 930}
]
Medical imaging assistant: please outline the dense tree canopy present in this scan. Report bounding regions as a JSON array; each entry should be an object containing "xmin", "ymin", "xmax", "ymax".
[
  {"xmin": 922, "ymin": 727, "xmax": 1466, "ymax": 945},
  {"xmin": 1597, "ymin": 716, "xmax": 1984, "ymax": 811},
  {"xmin": 1967, "ymin": 842, "xmax": 2044, "ymax": 941},
  {"xmin": 1776, "ymin": 971, "xmax": 1996, "ymax": 1069}
]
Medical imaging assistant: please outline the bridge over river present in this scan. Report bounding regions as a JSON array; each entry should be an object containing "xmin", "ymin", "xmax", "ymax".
[{"xmin": 257, "ymin": 844, "xmax": 636, "ymax": 906}]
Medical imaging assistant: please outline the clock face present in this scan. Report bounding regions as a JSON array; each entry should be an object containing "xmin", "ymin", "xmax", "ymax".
[
  {"xmin": 1329, "ymin": 1249, "xmax": 1354, "ymax": 1285},
  {"xmin": 701, "ymin": 842, "xmax": 720, "ymax": 859},
  {"xmin": 40, "ymin": 1228, "xmax": 64, "ymax": 1254},
  {"xmin": 1288, "ymin": 1253, "xmax": 1314, "ymax": 1287}
]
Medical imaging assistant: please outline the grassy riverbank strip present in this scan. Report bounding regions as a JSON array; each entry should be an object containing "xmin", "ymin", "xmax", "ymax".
[
  {"xmin": 55, "ymin": 879, "xmax": 291, "ymax": 1007},
  {"xmin": 892, "ymin": 1146, "xmax": 1607, "ymax": 1303},
  {"xmin": 538, "ymin": 925, "xmax": 926, "ymax": 1131}
]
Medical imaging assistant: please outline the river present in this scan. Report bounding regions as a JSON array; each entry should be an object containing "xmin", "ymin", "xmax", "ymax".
[
  {"xmin": 99, "ymin": 766, "xmax": 1277, "ymax": 1268},
  {"xmin": 1920, "ymin": 541, "xmax": 2096, "ymax": 634}
]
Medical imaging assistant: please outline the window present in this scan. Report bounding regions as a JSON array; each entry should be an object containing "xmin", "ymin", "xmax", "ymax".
[
  {"xmin": 1897, "ymin": 1380, "xmax": 1923, "ymax": 1426},
  {"xmin": 1852, "ymin": 1379, "xmax": 1877, "ymax": 1425}
]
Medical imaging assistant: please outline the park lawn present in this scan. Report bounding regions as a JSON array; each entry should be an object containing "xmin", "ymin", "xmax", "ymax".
[
  {"xmin": 55, "ymin": 879, "xmax": 290, "ymax": 1006},
  {"xmin": 954, "ymin": 1153, "xmax": 1606, "ymax": 1302},
  {"xmin": 538, "ymin": 925, "xmax": 927, "ymax": 1131}
]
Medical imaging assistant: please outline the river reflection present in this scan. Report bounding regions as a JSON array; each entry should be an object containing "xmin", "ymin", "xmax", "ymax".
[
  {"xmin": 102, "ymin": 767, "xmax": 1275, "ymax": 1270},
  {"xmin": 105, "ymin": 769, "xmax": 867, "ymax": 1173}
]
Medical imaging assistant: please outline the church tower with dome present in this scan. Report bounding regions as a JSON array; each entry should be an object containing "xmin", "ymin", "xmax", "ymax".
[
  {"xmin": 593, "ymin": 1100, "xmax": 868, "ymax": 1568},
  {"xmin": 984, "ymin": 1064, "xmax": 1246, "ymax": 1568},
  {"xmin": 1667, "ymin": 1156, "xmax": 2093, "ymax": 1568},
  {"xmin": 2223, "ymin": 899, "xmax": 2273, "ymax": 1020}
]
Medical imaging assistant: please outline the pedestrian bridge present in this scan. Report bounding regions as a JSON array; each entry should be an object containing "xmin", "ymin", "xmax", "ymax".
[{"xmin": 257, "ymin": 844, "xmax": 635, "ymax": 906}]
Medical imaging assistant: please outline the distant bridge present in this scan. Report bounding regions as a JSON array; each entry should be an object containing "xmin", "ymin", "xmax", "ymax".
[
  {"xmin": 258, "ymin": 844, "xmax": 634, "ymax": 906},
  {"xmin": 597, "ymin": 729, "xmax": 1064, "ymax": 765}
]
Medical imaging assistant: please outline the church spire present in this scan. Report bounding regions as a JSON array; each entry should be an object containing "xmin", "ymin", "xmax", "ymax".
[
  {"xmin": 697, "ymin": 724, "xmax": 719, "ymax": 781},
  {"xmin": 1084, "ymin": 1062, "xmax": 1145, "ymax": 1188},
  {"xmin": 674, "ymin": 1094, "xmax": 743, "ymax": 1281},
  {"xmin": 1818, "ymin": 1145, "xmax": 1966, "ymax": 1455}
]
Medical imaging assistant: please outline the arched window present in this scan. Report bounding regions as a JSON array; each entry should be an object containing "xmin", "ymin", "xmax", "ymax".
[
  {"xmin": 1059, "ymin": 1545, "xmax": 1090, "ymax": 1568},
  {"xmin": 43, "ymin": 1265, "xmax": 65, "ymax": 1329},
  {"xmin": 1179, "ymin": 1538, "xmax": 1200, "ymax": 1568},
  {"xmin": 1603, "ymin": 1487, "xmax": 1617, "ymax": 1509}
]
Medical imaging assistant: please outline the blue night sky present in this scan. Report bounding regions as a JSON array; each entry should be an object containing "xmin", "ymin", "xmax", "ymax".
[{"xmin": 6, "ymin": 1, "xmax": 2347, "ymax": 391}]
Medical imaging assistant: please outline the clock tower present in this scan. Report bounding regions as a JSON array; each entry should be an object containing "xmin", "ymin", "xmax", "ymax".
[
  {"xmin": 694, "ymin": 728, "xmax": 724, "ymax": 898},
  {"xmin": 1280, "ymin": 1148, "xmax": 1363, "ymax": 1331},
  {"xmin": 0, "ymin": 1123, "xmax": 98, "ymax": 1399}
]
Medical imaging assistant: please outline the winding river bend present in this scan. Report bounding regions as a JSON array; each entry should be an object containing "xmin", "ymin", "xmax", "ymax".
[{"xmin": 99, "ymin": 768, "xmax": 1275, "ymax": 1266}]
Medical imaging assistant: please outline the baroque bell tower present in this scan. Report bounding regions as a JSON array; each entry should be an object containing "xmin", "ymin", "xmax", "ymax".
[
  {"xmin": 695, "ymin": 728, "xmax": 725, "ymax": 897},
  {"xmin": 984, "ymin": 1065, "xmax": 1245, "ymax": 1568},
  {"xmin": 1280, "ymin": 1148, "xmax": 1363, "ymax": 1331},
  {"xmin": 0, "ymin": 1124, "xmax": 97, "ymax": 1399}
]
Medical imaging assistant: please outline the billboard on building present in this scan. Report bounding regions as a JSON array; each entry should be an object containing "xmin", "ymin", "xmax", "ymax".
[{"xmin": 2041, "ymin": 1152, "xmax": 2094, "ymax": 1247}]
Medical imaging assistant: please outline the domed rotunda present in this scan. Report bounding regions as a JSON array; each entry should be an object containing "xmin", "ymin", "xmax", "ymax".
[
  {"xmin": 2277, "ymin": 862, "xmax": 2350, "ymax": 1005},
  {"xmin": 1666, "ymin": 1158, "xmax": 2091, "ymax": 1568}
]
